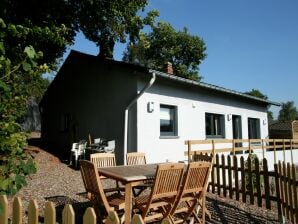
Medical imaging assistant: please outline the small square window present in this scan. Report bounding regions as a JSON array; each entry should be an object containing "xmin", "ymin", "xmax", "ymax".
[
  {"xmin": 160, "ymin": 105, "xmax": 178, "ymax": 136},
  {"xmin": 205, "ymin": 113, "xmax": 225, "ymax": 138}
]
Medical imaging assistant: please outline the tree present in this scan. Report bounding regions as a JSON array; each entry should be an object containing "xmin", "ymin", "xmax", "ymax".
[
  {"xmin": 0, "ymin": 19, "xmax": 50, "ymax": 194},
  {"xmin": 123, "ymin": 22, "xmax": 207, "ymax": 81},
  {"xmin": 75, "ymin": 0, "xmax": 159, "ymax": 58},
  {"xmin": 245, "ymin": 89, "xmax": 268, "ymax": 100},
  {"xmin": 0, "ymin": 0, "xmax": 77, "ymax": 69},
  {"xmin": 245, "ymin": 89, "xmax": 273, "ymax": 121},
  {"xmin": 278, "ymin": 101, "xmax": 298, "ymax": 122}
]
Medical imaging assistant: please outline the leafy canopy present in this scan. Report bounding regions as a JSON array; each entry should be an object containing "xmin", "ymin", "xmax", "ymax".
[
  {"xmin": 0, "ymin": 0, "xmax": 77, "ymax": 69},
  {"xmin": 278, "ymin": 101, "xmax": 298, "ymax": 122},
  {"xmin": 245, "ymin": 88, "xmax": 274, "ymax": 120},
  {"xmin": 75, "ymin": 0, "xmax": 159, "ymax": 58},
  {"xmin": 123, "ymin": 22, "xmax": 207, "ymax": 81}
]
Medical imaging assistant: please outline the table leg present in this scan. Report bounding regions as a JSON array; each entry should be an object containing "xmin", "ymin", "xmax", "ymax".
[{"xmin": 124, "ymin": 183, "xmax": 133, "ymax": 224}]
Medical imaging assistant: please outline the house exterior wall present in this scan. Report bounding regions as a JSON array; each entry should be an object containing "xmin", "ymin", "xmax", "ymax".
[
  {"xmin": 41, "ymin": 57, "xmax": 138, "ymax": 164},
  {"xmin": 136, "ymin": 79, "xmax": 269, "ymax": 163}
]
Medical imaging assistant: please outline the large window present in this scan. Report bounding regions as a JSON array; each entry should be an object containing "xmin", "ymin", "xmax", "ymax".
[
  {"xmin": 160, "ymin": 104, "xmax": 178, "ymax": 136},
  {"xmin": 248, "ymin": 118, "xmax": 260, "ymax": 139},
  {"xmin": 205, "ymin": 113, "xmax": 225, "ymax": 138}
]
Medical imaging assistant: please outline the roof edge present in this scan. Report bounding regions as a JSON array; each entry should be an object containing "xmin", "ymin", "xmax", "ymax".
[{"xmin": 149, "ymin": 69, "xmax": 281, "ymax": 107}]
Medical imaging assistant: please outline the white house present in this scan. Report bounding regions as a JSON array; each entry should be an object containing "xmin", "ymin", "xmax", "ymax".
[{"xmin": 39, "ymin": 50, "xmax": 279, "ymax": 164}]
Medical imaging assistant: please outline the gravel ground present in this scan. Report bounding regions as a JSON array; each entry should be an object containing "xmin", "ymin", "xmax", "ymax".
[{"xmin": 7, "ymin": 145, "xmax": 283, "ymax": 223}]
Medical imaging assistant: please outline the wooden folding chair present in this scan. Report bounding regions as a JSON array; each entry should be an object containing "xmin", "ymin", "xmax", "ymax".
[
  {"xmin": 90, "ymin": 153, "xmax": 123, "ymax": 194},
  {"xmin": 126, "ymin": 152, "xmax": 151, "ymax": 196},
  {"xmin": 80, "ymin": 160, "xmax": 125, "ymax": 222},
  {"xmin": 126, "ymin": 152, "xmax": 147, "ymax": 165},
  {"xmin": 134, "ymin": 163, "xmax": 185, "ymax": 223},
  {"xmin": 192, "ymin": 152, "xmax": 213, "ymax": 220},
  {"xmin": 169, "ymin": 161, "xmax": 212, "ymax": 224}
]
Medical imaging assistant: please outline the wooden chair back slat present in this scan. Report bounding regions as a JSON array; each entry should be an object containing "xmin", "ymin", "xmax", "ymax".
[
  {"xmin": 90, "ymin": 153, "xmax": 116, "ymax": 168},
  {"xmin": 126, "ymin": 152, "xmax": 146, "ymax": 165},
  {"xmin": 151, "ymin": 163, "xmax": 185, "ymax": 200}
]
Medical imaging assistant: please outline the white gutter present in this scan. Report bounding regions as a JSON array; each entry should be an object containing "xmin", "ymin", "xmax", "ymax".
[{"xmin": 123, "ymin": 72, "xmax": 156, "ymax": 164}]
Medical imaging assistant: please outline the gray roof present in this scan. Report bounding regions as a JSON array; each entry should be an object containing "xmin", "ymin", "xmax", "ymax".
[{"xmin": 149, "ymin": 69, "xmax": 280, "ymax": 106}]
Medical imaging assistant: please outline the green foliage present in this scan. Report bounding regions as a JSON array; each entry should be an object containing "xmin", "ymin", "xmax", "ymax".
[
  {"xmin": 0, "ymin": 18, "xmax": 50, "ymax": 195},
  {"xmin": 245, "ymin": 89, "xmax": 268, "ymax": 100},
  {"xmin": 278, "ymin": 101, "xmax": 298, "ymax": 122},
  {"xmin": 123, "ymin": 22, "xmax": 207, "ymax": 81},
  {"xmin": 75, "ymin": 0, "xmax": 159, "ymax": 58},
  {"xmin": 244, "ymin": 154, "xmax": 264, "ymax": 192},
  {"xmin": 1, "ymin": 0, "xmax": 77, "ymax": 69}
]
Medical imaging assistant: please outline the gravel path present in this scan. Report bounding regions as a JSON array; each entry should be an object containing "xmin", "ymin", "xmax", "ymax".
[{"xmin": 7, "ymin": 146, "xmax": 283, "ymax": 223}]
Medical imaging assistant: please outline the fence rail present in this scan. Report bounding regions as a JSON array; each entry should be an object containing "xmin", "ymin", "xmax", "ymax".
[
  {"xmin": 185, "ymin": 138, "xmax": 298, "ymax": 164},
  {"xmin": 0, "ymin": 195, "xmax": 172, "ymax": 224}
]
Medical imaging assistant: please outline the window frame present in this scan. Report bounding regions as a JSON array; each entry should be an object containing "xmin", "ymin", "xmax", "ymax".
[
  {"xmin": 248, "ymin": 117, "xmax": 261, "ymax": 140},
  {"xmin": 159, "ymin": 104, "xmax": 178, "ymax": 137},
  {"xmin": 205, "ymin": 113, "xmax": 225, "ymax": 139}
]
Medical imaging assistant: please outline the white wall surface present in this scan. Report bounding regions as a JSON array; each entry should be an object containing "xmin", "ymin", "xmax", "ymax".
[{"xmin": 136, "ymin": 81, "xmax": 269, "ymax": 163}]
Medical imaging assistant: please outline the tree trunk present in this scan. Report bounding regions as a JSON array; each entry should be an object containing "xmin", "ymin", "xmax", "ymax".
[{"xmin": 98, "ymin": 37, "xmax": 115, "ymax": 59}]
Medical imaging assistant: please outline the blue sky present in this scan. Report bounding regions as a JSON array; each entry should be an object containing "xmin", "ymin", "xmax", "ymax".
[{"xmin": 63, "ymin": 0, "xmax": 298, "ymax": 118}]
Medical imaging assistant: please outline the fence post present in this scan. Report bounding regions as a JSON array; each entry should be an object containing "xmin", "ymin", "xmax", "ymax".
[
  {"xmin": 290, "ymin": 139, "xmax": 293, "ymax": 164},
  {"xmin": 44, "ymin": 201, "xmax": 56, "ymax": 224},
  {"xmin": 0, "ymin": 195, "xmax": 8, "ymax": 224},
  {"xmin": 292, "ymin": 164, "xmax": 298, "ymax": 223},
  {"xmin": 228, "ymin": 155, "xmax": 233, "ymax": 198},
  {"xmin": 83, "ymin": 207, "xmax": 96, "ymax": 224},
  {"xmin": 274, "ymin": 163, "xmax": 283, "ymax": 223},
  {"xmin": 106, "ymin": 211, "xmax": 120, "ymax": 224},
  {"xmin": 187, "ymin": 141, "xmax": 191, "ymax": 164},
  {"xmin": 222, "ymin": 154, "xmax": 227, "ymax": 197},
  {"xmin": 287, "ymin": 163, "xmax": 294, "ymax": 222},
  {"xmin": 234, "ymin": 156, "xmax": 239, "ymax": 201},
  {"xmin": 273, "ymin": 139, "xmax": 276, "ymax": 164},
  {"xmin": 232, "ymin": 139, "xmax": 235, "ymax": 155},
  {"xmin": 216, "ymin": 154, "xmax": 220, "ymax": 196},
  {"xmin": 283, "ymin": 161, "xmax": 290, "ymax": 220},
  {"xmin": 247, "ymin": 156, "xmax": 254, "ymax": 205},
  {"xmin": 263, "ymin": 158, "xmax": 271, "ymax": 209},
  {"xmin": 241, "ymin": 156, "xmax": 246, "ymax": 203},
  {"xmin": 212, "ymin": 140, "xmax": 215, "ymax": 160},
  {"xmin": 255, "ymin": 158, "xmax": 262, "ymax": 207},
  {"xmin": 283, "ymin": 139, "xmax": 286, "ymax": 162},
  {"xmin": 62, "ymin": 204, "xmax": 75, "ymax": 224},
  {"xmin": 13, "ymin": 197, "xmax": 23, "ymax": 224},
  {"xmin": 262, "ymin": 139, "xmax": 265, "ymax": 160},
  {"xmin": 28, "ymin": 199, "xmax": 38, "ymax": 224}
]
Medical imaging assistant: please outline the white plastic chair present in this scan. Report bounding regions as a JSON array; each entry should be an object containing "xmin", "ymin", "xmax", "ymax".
[
  {"xmin": 103, "ymin": 140, "xmax": 115, "ymax": 153},
  {"xmin": 71, "ymin": 140, "xmax": 87, "ymax": 168},
  {"xmin": 94, "ymin": 138, "xmax": 101, "ymax": 144}
]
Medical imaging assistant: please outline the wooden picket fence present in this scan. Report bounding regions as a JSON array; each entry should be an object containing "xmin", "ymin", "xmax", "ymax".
[
  {"xmin": 0, "ymin": 195, "xmax": 172, "ymax": 224},
  {"xmin": 186, "ymin": 151, "xmax": 298, "ymax": 223},
  {"xmin": 274, "ymin": 161, "xmax": 298, "ymax": 224}
]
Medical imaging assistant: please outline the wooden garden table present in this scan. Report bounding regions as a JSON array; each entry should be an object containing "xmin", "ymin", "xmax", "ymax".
[{"xmin": 98, "ymin": 164, "xmax": 158, "ymax": 224}]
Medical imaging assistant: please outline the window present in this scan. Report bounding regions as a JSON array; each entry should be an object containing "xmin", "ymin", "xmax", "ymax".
[
  {"xmin": 248, "ymin": 118, "xmax": 260, "ymax": 139},
  {"xmin": 160, "ymin": 104, "xmax": 178, "ymax": 136},
  {"xmin": 205, "ymin": 113, "xmax": 225, "ymax": 138}
]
